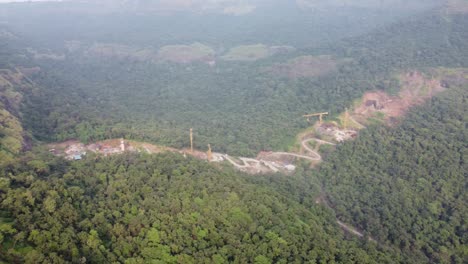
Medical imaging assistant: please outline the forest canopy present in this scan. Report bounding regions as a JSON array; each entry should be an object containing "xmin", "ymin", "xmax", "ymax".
[{"xmin": 0, "ymin": 1, "xmax": 467, "ymax": 263}]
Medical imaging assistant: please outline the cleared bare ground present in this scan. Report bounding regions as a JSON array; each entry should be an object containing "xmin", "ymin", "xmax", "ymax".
[{"xmin": 353, "ymin": 70, "xmax": 449, "ymax": 125}]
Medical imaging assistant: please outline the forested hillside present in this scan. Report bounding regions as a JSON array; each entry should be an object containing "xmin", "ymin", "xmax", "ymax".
[
  {"xmin": 0, "ymin": 153, "xmax": 405, "ymax": 263},
  {"xmin": 0, "ymin": 1, "xmax": 467, "ymax": 263},
  {"xmin": 0, "ymin": 33, "xmax": 39, "ymax": 167},
  {"xmin": 320, "ymin": 81, "xmax": 467, "ymax": 263},
  {"xmin": 13, "ymin": 5, "xmax": 468, "ymax": 156}
]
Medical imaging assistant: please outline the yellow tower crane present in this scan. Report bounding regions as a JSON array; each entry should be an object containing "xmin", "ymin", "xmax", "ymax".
[
  {"xmin": 190, "ymin": 128, "xmax": 193, "ymax": 153},
  {"xmin": 207, "ymin": 144, "xmax": 213, "ymax": 161},
  {"xmin": 303, "ymin": 112, "xmax": 329, "ymax": 124},
  {"xmin": 343, "ymin": 108, "xmax": 350, "ymax": 129}
]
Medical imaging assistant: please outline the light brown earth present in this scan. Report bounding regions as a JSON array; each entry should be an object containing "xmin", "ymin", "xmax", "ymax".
[
  {"xmin": 47, "ymin": 138, "xmax": 211, "ymax": 161},
  {"xmin": 321, "ymin": 69, "xmax": 463, "ymax": 144},
  {"xmin": 353, "ymin": 71, "xmax": 446, "ymax": 125}
]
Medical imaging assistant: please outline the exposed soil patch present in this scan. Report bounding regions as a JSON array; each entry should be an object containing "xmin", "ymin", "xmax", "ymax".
[
  {"xmin": 353, "ymin": 71, "xmax": 446, "ymax": 125},
  {"xmin": 316, "ymin": 124, "xmax": 358, "ymax": 143},
  {"xmin": 47, "ymin": 138, "xmax": 210, "ymax": 161},
  {"xmin": 48, "ymin": 139, "xmax": 170, "ymax": 160}
]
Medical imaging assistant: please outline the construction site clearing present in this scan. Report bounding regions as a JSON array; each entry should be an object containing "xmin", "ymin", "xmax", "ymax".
[
  {"xmin": 47, "ymin": 138, "xmax": 304, "ymax": 174},
  {"xmin": 47, "ymin": 70, "xmax": 456, "ymax": 174},
  {"xmin": 46, "ymin": 127, "xmax": 340, "ymax": 175},
  {"xmin": 48, "ymin": 139, "xmax": 174, "ymax": 160}
]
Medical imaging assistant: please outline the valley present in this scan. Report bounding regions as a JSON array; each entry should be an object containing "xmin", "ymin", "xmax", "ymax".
[
  {"xmin": 45, "ymin": 68, "xmax": 458, "ymax": 175},
  {"xmin": 0, "ymin": 1, "xmax": 467, "ymax": 263}
]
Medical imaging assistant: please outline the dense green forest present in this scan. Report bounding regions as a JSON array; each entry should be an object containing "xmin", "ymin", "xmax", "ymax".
[
  {"xmin": 15, "ymin": 7, "xmax": 468, "ymax": 156},
  {"xmin": 320, "ymin": 82, "xmax": 467, "ymax": 263},
  {"xmin": 0, "ymin": 1, "xmax": 467, "ymax": 263},
  {"xmin": 0, "ymin": 152, "xmax": 405, "ymax": 263}
]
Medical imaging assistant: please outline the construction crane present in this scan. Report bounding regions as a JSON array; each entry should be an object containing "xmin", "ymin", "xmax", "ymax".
[
  {"xmin": 303, "ymin": 112, "xmax": 329, "ymax": 124},
  {"xmin": 190, "ymin": 128, "xmax": 193, "ymax": 153},
  {"xmin": 343, "ymin": 108, "xmax": 350, "ymax": 129},
  {"xmin": 207, "ymin": 144, "xmax": 213, "ymax": 161}
]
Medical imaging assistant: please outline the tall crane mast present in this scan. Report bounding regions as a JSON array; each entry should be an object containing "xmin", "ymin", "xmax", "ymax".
[
  {"xmin": 303, "ymin": 112, "xmax": 329, "ymax": 124},
  {"xmin": 207, "ymin": 144, "xmax": 213, "ymax": 161},
  {"xmin": 190, "ymin": 128, "xmax": 193, "ymax": 153},
  {"xmin": 343, "ymin": 108, "xmax": 350, "ymax": 129}
]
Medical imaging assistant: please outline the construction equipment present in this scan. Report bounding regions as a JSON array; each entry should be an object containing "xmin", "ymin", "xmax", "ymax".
[
  {"xmin": 343, "ymin": 108, "xmax": 350, "ymax": 129},
  {"xmin": 207, "ymin": 144, "xmax": 213, "ymax": 161},
  {"xmin": 303, "ymin": 112, "xmax": 329, "ymax": 124},
  {"xmin": 190, "ymin": 128, "xmax": 193, "ymax": 153}
]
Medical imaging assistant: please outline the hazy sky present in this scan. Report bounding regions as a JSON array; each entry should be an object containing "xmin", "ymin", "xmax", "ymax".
[{"xmin": 0, "ymin": 0, "xmax": 62, "ymax": 3}]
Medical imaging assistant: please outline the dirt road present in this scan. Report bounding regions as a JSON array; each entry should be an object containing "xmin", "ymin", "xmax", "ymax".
[
  {"xmin": 222, "ymin": 136, "xmax": 332, "ymax": 173},
  {"xmin": 337, "ymin": 220, "xmax": 364, "ymax": 237}
]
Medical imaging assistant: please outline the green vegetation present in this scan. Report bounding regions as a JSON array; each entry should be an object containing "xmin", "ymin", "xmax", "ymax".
[
  {"xmin": 158, "ymin": 43, "xmax": 215, "ymax": 63},
  {"xmin": 0, "ymin": 153, "xmax": 402, "ymax": 263},
  {"xmin": 221, "ymin": 44, "xmax": 271, "ymax": 61},
  {"xmin": 16, "ymin": 9, "xmax": 468, "ymax": 157},
  {"xmin": 320, "ymin": 84, "xmax": 468, "ymax": 263},
  {"xmin": 0, "ymin": 2, "xmax": 466, "ymax": 263},
  {"xmin": 84, "ymin": 43, "xmax": 155, "ymax": 62},
  {"xmin": 0, "ymin": 69, "xmax": 28, "ymax": 167},
  {"xmin": 269, "ymin": 55, "xmax": 340, "ymax": 79}
]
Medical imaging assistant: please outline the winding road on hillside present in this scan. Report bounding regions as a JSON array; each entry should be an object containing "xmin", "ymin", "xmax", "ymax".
[
  {"xmin": 223, "ymin": 135, "xmax": 380, "ymax": 242},
  {"xmin": 223, "ymin": 137, "xmax": 334, "ymax": 171}
]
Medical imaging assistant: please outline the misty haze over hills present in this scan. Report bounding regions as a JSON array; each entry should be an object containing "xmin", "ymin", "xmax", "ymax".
[
  {"xmin": 0, "ymin": 0, "xmax": 443, "ymax": 13},
  {"xmin": 0, "ymin": 0, "xmax": 466, "ymax": 263},
  {"xmin": 0, "ymin": 0, "xmax": 442, "ymax": 50}
]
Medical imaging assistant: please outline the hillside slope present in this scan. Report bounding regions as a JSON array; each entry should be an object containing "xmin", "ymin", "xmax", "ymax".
[
  {"xmin": 0, "ymin": 153, "xmax": 406, "ymax": 263},
  {"xmin": 11, "ymin": 7, "xmax": 468, "ymax": 157},
  {"xmin": 319, "ymin": 80, "xmax": 467, "ymax": 263},
  {"xmin": 0, "ymin": 2, "xmax": 466, "ymax": 263}
]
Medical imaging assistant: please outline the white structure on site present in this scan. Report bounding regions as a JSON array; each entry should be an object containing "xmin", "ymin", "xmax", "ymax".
[{"xmin": 120, "ymin": 138, "xmax": 125, "ymax": 152}]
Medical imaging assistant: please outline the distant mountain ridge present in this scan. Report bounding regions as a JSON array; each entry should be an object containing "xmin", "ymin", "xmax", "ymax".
[{"xmin": 33, "ymin": 0, "xmax": 442, "ymax": 15}]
